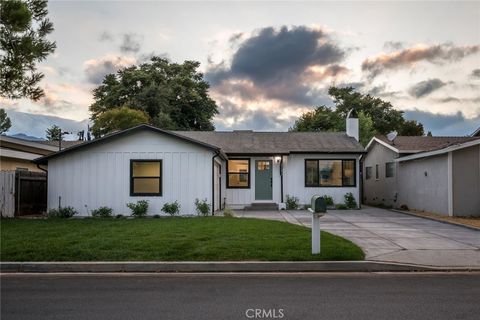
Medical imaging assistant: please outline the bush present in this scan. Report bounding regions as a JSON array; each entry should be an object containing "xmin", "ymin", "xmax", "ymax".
[
  {"xmin": 195, "ymin": 198, "xmax": 210, "ymax": 216},
  {"xmin": 400, "ymin": 204, "xmax": 409, "ymax": 211},
  {"xmin": 285, "ymin": 195, "xmax": 299, "ymax": 210},
  {"xmin": 91, "ymin": 206, "xmax": 113, "ymax": 218},
  {"xmin": 335, "ymin": 204, "xmax": 348, "ymax": 210},
  {"xmin": 344, "ymin": 192, "xmax": 357, "ymax": 209},
  {"xmin": 322, "ymin": 195, "xmax": 334, "ymax": 207},
  {"xmin": 115, "ymin": 214, "xmax": 124, "ymax": 219},
  {"xmin": 223, "ymin": 207, "xmax": 235, "ymax": 217},
  {"xmin": 126, "ymin": 200, "xmax": 149, "ymax": 217},
  {"xmin": 162, "ymin": 201, "xmax": 180, "ymax": 216},
  {"xmin": 48, "ymin": 206, "xmax": 77, "ymax": 218},
  {"xmin": 153, "ymin": 214, "xmax": 160, "ymax": 218}
]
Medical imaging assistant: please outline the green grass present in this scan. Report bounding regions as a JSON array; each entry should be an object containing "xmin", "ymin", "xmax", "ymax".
[{"xmin": 0, "ymin": 217, "xmax": 364, "ymax": 261}]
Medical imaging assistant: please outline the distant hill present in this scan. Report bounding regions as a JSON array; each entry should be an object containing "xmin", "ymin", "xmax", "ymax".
[
  {"xmin": 9, "ymin": 133, "xmax": 45, "ymax": 141},
  {"xmin": 4, "ymin": 109, "xmax": 90, "ymax": 141}
]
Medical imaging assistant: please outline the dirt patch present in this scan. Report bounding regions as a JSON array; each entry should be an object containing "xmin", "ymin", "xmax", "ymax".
[{"xmin": 403, "ymin": 209, "xmax": 480, "ymax": 229}]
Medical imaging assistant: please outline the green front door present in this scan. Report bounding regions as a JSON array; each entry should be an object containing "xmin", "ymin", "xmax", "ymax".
[{"xmin": 255, "ymin": 160, "xmax": 273, "ymax": 200}]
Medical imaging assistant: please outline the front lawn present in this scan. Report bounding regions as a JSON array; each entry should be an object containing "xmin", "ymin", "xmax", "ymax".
[{"xmin": 0, "ymin": 217, "xmax": 364, "ymax": 261}]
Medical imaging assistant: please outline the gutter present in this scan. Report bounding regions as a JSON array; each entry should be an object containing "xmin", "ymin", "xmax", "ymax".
[
  {"xmin": 211, "ymin": 151, "xmax": 221, "ymax": 216},
  {"xmin": 280, "ymin": 156, "xmax": 284, "ymax": 203}
]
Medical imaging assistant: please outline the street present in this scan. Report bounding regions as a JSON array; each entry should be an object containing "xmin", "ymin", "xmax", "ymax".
[{"xmin": 1, "ymin": 273, "xmax": 480, "ymax": 320}]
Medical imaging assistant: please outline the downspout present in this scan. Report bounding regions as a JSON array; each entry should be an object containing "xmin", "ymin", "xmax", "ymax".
[
  {"xmin": 280, "ymin": 156, "xmax": 284, "ymax": 203},
  {"xmin": 211, "ymin": 151, "xmax": 220, "ymax": 216}
]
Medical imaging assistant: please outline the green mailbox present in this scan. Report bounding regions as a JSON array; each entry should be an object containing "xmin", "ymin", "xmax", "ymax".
[{"xmin": 311, "ymin": 195, "xmax": 327, "ymax": 214}]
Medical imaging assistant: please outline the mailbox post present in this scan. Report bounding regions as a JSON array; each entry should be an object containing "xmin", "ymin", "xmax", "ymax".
[{"xmin": 309, "ymin": 196, "xmax": 327, "ymax": 255}]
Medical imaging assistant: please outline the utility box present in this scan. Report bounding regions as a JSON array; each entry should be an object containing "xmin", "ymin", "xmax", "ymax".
[{"xmin": 311, "ymin": 195, "xmax": 327, "ymax": 214}]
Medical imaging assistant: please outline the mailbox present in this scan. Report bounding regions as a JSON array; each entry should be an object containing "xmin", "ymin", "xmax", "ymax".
[{"xmin": 311, "ymin": 195, "xmax": 327, "ymax": 214}]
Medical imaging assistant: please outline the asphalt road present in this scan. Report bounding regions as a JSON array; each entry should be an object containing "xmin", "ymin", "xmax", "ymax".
[{"xmin": 2, "ymin": 273, "xmax": 480, "ymax": 320}]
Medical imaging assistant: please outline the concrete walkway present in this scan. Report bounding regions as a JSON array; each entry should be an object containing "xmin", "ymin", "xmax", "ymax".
[{"xmin": 234, "ymin": 206, "xmax": 480, "ymax": 268}]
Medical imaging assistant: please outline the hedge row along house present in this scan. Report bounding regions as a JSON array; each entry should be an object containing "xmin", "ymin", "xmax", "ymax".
[{"xmin": 34, "ymin": 114, "xmax": 364, "ymax": 216}]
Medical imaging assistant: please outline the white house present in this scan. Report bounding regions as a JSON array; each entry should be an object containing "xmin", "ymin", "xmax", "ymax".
[
  {"xmin": 34, "ymin": 115, "xmax": 364, "ymax": 216},
  {"xmin": 363, "ymin": 135, "xmax": 480, "ymax": 216}
]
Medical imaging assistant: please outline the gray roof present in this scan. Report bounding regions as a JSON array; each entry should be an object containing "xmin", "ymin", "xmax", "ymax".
[
  {"xmin": 376, "ymin": 135, "xmax": 480, "ymax": 153},
  {"xmin": 37, "ymin": 140, "xmax": 84, "ymax": 148},
  {"xmin": 175, "ymin": 130, "xmax": 365, "ymax": 154}
]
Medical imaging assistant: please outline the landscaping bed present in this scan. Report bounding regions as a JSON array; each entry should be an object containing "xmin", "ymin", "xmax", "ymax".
[{"xmin": 0, "ymin": 217, "xmax": 364, "ymax": 262}]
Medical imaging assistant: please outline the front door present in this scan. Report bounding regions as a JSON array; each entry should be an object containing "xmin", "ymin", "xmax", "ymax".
[{"xmin": 255, "ymin": 160, "xmax": 272, "ymax": 200}]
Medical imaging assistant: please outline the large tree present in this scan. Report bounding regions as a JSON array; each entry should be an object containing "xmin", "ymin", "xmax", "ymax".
[
  {"xmin": 0, "ymin": 108, "xmax": 12, "ymax": 134},
  {"xmin": 89, "ymin": 57, "xmax": 218, "ymax": 132},
  {"xmin": 0, "ymin": 0, "xmax": 56, "ymax": 100},
  {"xmin": 91, "ymin": 106, "xmax": 149, "ymax": 137},
  {"xmin": 290, "ymin": 86, "xmax": 424, "ymax": 145}
]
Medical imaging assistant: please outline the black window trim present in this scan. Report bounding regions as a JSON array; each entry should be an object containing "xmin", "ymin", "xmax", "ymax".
[
  {"xmin": 304, "ymin": 158, "xmax": 357, "ymax": 188},
  {"xmin": 130, "ymin": 159, "xmax": 163, "ymax": 196},
  {"xmin": 226, "ymin": 158, "xmax": 251, "ymax": 189}
]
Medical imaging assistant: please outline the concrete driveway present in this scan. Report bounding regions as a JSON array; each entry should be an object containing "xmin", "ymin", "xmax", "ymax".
[{"xmin": 234, "ymin": 206, "xmax": 480, "ymax": 267}]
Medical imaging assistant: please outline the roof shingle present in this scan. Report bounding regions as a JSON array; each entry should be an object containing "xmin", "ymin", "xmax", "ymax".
[{"xmin": 376, "ymin": 135, "xmax": 480, "ymax": 153}]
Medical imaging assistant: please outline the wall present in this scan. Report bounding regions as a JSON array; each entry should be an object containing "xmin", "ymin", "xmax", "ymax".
[
  {"xmin": 452, "ymin": 145, "xmax": 480, "ymax": 216},
  {"xmin": 397, "ymin": 154, "xmax": 449, "ymax": 215},
  {"xmin": 0, "ymin": 157, "xmax": 44, "ymax": 172},
  {"xmin": 362, "ymin": 142, "xmax": 399, "ymax": 207},
  {"xmin": 284, "ymin": 154, "xmax": 361, "ymax": 207},
  {"xmin": 47, "ymin": 130, "xmax": 214, "ymax": 216}
]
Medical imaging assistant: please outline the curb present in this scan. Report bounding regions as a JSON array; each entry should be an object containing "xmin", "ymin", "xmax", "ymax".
[
  {"xmin": 2, "ymin": 261, "xmax": 479, "ymax": 273},
  {"xmin": 390, "ymin": 209, "xmax": 480, "ymax": 232}
]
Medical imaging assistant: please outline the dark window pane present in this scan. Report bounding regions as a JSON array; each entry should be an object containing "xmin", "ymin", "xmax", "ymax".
[
  {"xmin": 375, "ymin": 164, "xmax": 379, "ymax": 179},
  {"xmin": 305, "ymin": 160, "xmax": 319, "ymax": 186},
  {"xmin": 386, "ymin": 162, "xmax": 395, "ymax": 178},
  {"xmin": 319, "ymin": 160, "xmax": 342, "ymax": 186},
  {"xmin": 343, "ymin": 160, "xmax": 355, "ymax": 186},
  {"xmin": 228, "ymin": 173, "xmax": 249, "ymax": 187},
  {"xmin": 366, "ymin": 167, "xmax": 372, "ymax": 180},
  {"xmin": 228, "ymin": 159, "xmax": 250, "ymax": 187},
  {"xmin": 132, "ymin": 161, "xmax": 160, "ymax": 177}
]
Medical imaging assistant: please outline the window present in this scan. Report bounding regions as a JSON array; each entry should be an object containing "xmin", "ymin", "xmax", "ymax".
[
  {"xmin": 365, "ymin": 166, "xmax": 372, "ymax": 180},
  {"xmin": 227, "ymin": 159, "xmax": 250, "ymax": 188},
  {"xmin": 305, "ymin": 159, "xmax": 356, "ymax": 187},
  {"xmin": 130, "ymin": 160, "xmax": 162, "ymax": 196},
  {"xmin": 375, "ymin": 164, "xmax": 379, "ymax": 180},
  {"xmin": 386, "ymin": 162, "xmax": 395, "ymax": 178}
]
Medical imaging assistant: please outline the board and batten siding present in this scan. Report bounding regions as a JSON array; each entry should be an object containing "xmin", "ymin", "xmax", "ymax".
[
  {"xmin": 284, "ymin": 154, "xmax": 361, "ymax": 207},
  {"xmin": 47, "ymin": 130, "xmax": 214, "ymax": 216}
]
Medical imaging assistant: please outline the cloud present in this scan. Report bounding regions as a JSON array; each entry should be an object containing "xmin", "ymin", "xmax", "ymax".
[
  {"xmin": 362, "ymin": 43, "xmax": 480, "ymax": 79},
  {"xmin": 120, "ymin": 33, "xmax": 143, "ymax": 53},
  {"xmin": 408, "ymin": 78, "xmax": 448, "ymax": 98},
  {"xmin": 471, "ymin": 69, "xmax": 480, "ymax": 78},
  {"xmin": 404, "ymin": 109, "xmax": 480, "ymax": 136},
  {"xmin": 383, "ymin": 41, "xmax": 405, "ymax": 51},
  {"xmin": 206, "ymin": 25, "xmax": 347, "ymax": 108},
  {"xmin": 99, "ymin": 31, "xmax": 114, "ymax": 42},
  {"xmin": 83, "ymin": 54, "xmax": 136, "ymax": 84}
]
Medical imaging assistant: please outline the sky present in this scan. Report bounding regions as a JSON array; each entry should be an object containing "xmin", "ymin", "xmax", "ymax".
[{"xmin": 2, "ymin": 0, "xmax": 480, "ymax": 136}]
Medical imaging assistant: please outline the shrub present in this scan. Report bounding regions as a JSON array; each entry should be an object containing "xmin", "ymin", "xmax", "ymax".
[
  {"xmin": 48, "ymin": 206, "xmax": 77, "ymax": 218},
  {"xmin": 285, "ymin": 194, "xmax": 299, "ymax": 210},
  {"xmin": 126, "ymin": 200, "xmax": 149, "ymax": 217},
  {"xmin": 335, "ymin": 204, "xmax": 348, "ymax": 210},
  {"xmin": 223, "ymin": 207, "xmax": 235, "ymax": 217},
  {"xmin": 322, "ymin": 195, "xmax": 334, "ymax": 207},
  {"xmin": 91, "ymin": 206, "xmax": 113, "ymax": 218},
  {"xmin": 115, "ymin": 214, "xmax": 124, "ymax": 219},
  {"xmin": 195, "ymin": 198, "xmax": 210, "ymax": 216},
  {"xmin": 162, "ymin": 201, "xmax": 180, "ymax": 216},
  {"xmin": 153, "ymin": 214, "xmax": 160, "ymax": 218},
  {"xmin": 344, "ymin": 192, "xmax": 357, "ymax": 209},
  {"xmin": 400, "ymin": 204, "xmax": 409, "ymax": 211}
]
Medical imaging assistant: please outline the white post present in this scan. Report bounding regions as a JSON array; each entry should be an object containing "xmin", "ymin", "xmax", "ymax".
[{"xmin": 311, "ymin": 213, "xmax": 321, "ymax": 254}]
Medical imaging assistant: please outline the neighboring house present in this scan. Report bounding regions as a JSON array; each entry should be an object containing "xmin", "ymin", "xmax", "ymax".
[
  {"xmin": 34, "ymin": 115, "xmax": 364, "ymax": 216},
  {"xmin": 0, "ymin": 135, "xmax": 81, "ymax": 172},
  {"xmin": 363, "ymin": 135, "xmax": 480, "ymax": 216}
]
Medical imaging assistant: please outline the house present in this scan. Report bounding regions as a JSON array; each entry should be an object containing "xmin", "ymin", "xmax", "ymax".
[
  {"xmin": 0, "ymin": 135, "xmax": 82, "ymax": 172},
  {"xmin": 472, "ymin": 127, "xmax": 480, "ymax": 137},
  {"xmin": 33, "ymin": 115, "xmax": 364, "ymax": 216},
  {"xmin": 363, "ymin": 135, "xmax": 480, "ymax": 216}
]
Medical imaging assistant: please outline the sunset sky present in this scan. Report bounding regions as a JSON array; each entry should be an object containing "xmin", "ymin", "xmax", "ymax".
[{"xmin": 2, "ymin": 0, "xmax": 480, "ymax": 136}]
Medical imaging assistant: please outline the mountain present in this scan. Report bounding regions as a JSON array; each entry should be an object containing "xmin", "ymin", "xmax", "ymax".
[
  {"xmin": 4, "ymin": 109, "xmax": 90, "ymax": 141},
  {"xmin": 9, "ymin": 133, "xmax": 45, "ymax": 141}
]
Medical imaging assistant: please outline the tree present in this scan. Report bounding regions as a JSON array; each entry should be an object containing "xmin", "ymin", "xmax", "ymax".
[
  {"xmin": 0, "ymin": 108, "xmax": 12, "ymax": 134},
  {"xmin": 290, "ymin": 86, "xmax": 425, "ymax": 144},
  {"xmin": 90, "ymin": 57, "xmax": 218, "ymax": 131},
  {"xmin": 90, "ymin": 106, "xmax": 149, "ymax": 137},
  {"xmin": 398, "ymin": 120, "xmax": 424, "ymax": 136},
  {"xmin": 46, "ymin": 124, "xmax": 61, "ymax": 141},
  {"xmin": 0, "ymin": 0, "xmax": 56, "ymax": 100}
]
